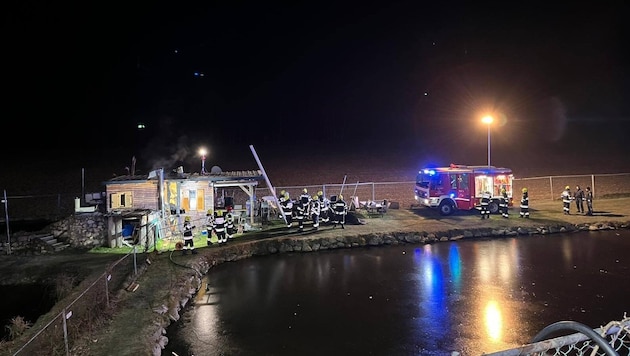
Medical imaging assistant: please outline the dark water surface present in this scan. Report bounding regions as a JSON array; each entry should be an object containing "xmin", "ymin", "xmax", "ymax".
[{"xmin": 163, "ymin": 230, "xmax": 630, "ymax": 355}]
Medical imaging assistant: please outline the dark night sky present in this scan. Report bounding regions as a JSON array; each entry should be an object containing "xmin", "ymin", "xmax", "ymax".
[{"xmin": 3, "ymin": 1, "xmax": 630, "ymax": 177}]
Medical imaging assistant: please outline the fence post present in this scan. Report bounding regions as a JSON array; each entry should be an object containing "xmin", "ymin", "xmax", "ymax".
[
  {"xmin": 549, "ymin": 176, "xmax": 554, "ymax": 201},
  {"xmin": 372, "ymin": 183, "xmax": 375, "ymax": 201},
  {"xmin": 62, "ymin": 308, "xmax": 70, "ymax": 356},
  {"xmin": 3, "ymin": 189, "xmax": 11, "ymax": 255},
  {"xmin": 591, "ymin": 175, "xmax": 595, "ymax": 198},
  {"xmin": 133, "ymin": 246, "xmax": 138, "ymax": 275},
  {"xmin": 105, "ymin": 273, "xmax": 110, "ymax": 308}
]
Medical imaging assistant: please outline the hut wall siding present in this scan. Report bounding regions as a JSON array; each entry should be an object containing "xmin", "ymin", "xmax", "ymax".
[{"xmin": 106, "ymin": 181, "xmax": 159, "ymax": 212}]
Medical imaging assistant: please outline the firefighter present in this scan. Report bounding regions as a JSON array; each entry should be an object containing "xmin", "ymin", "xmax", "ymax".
[
  {"xmin": 295, "ymin": 196, "xmax": 306, "ymax": 232},
  {"xmin": 499, "ymin": 188, "xmax": 509, "ymax": 218},
  {"xmin": 332, "ymin": 194, "xmax": 348, "ymax": 229},
  {"xmin": 213, "ymin": 210, "xmax": 227, "ymax": 244},
  {"xmin": 479, "ymin": 191, "xmax": 491, "ymax": 219},
  {"xmin": 205, "ymin": 209, "xmax": 214, "ymax": 246},
  {"xmin": 317, "ymin": 190, "xmax": 330, "ymax": 224},
  {"xmin": 574, "ymin": 185, "xmax": 585, "ymax": 214},
  {"xmin": 310, "ymin": 194, "xmax": 321, "ymax": 230},
  {"xmin": 585, "ymin": 186, "xmax": 594, "ymax": 216},
  {"xmin": 225, "ymin": 210, "xmax": 236, "ymax": 240},
  {"xmin": 561, "ymin": 186, "xmax": 572, "ymax": 215},
  {"xmin": 299, "ymin": 188, "xmax": 311, "ymax": 218},
  {"xmin": 279, "ymin": 191, "xmax": 294, "ymax": 228},
  {"xmin": 520, "ymin": 188, "xmax": 529, "ymax": 218},
  {"xmin": 182, "ymin": 216, "xmax": 197, "ymax": 254}
]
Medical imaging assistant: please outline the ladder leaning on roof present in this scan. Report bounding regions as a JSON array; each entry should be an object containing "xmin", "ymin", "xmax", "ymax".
[{"xmin": 249, "ymin": 145, "xmax": 288, "ymax": 227}]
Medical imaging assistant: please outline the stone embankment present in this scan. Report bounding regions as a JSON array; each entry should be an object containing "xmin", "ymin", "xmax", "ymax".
[{"xmin": 140, "ymin": 219, "xmax": 630, "ymax": 355}]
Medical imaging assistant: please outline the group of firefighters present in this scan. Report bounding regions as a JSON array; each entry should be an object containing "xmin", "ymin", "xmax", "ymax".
[
  {"xmin": 478, "ymin": 187, "xmax": 530, "ymax": 219},
  {"xmin": 179, "ymin": 188, "xmax": 349, "ymax": 254},
  {"xmin": 478, "ymin": 184, "xmax": 594, "ymax": 220},
  {"xmin": 561, "ymin": 185, "xmax": 594, "ymax": 215},
  {"xmin": 180, "ymin": 209, "xmax": 239, "ymax": 254},
  {"xmin": 278, "ymin": 188, "xmax": 348, "ymax": 231},
  {"xmin": 183, "ymin": 184, "xmax": 595, "ymax": 254}
]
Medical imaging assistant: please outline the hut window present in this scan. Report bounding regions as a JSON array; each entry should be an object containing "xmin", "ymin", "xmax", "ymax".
[{"xmin": 111, "ymin": 191, "xmax": 133, "ymax": 208}]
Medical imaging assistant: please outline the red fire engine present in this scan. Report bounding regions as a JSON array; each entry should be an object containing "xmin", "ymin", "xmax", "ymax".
[{"xmin": 414, "ymin": 164, "xmax": 514, "ymax": 216}]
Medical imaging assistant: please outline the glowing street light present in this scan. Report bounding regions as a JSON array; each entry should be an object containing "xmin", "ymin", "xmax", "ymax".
[
  {"xmin": 481, "ymin": 115, "xmax": 493, "ymax": 166},
  {"xmin": 199, "ymin": 148, "xmax": 207, "ymax": 175}
]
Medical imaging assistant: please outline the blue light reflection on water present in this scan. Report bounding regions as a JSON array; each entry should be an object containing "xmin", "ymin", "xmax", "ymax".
[{"xmin": 164, "ymin": 230, "xmax": 630, "ymax": 356}]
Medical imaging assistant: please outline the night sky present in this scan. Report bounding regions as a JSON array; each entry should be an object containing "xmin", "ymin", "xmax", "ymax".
[{"xmin": 3, "ymin": 1, "xmax": 629, "ymax": 178}]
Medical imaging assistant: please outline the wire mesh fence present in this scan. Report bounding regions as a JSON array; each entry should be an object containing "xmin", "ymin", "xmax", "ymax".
[
  {"xmin": 2, "ymin": 173, "xmax": 628, "ymax": 226},
  {"xmin": 255, "ymin": 172, "xmax": 630, "ymax": 211},
  {"xmin": 486, "ymin": 315, "xmax": 630, "ymax": 356},
  {"xmin": 512, "ymin": 173, "xmax": 630, "ymax": 202},
  {"xmin": 8, "ymin": 251, "xmax": 138, "ymax": 356}
]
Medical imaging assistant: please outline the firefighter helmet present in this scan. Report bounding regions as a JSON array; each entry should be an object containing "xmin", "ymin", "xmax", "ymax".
[
  {"xmin": 312, "ymin": 195, "xmax": 318, "ymax": 200},
  {"xmin": 501, "ymin": 188, "xmax": 506, "ymax": 193},
  {"xmin": 522, "ymin": 188, "xmax": 528, "ymax": 193},
  {"xmin": 317, "ymin": 190, "xmax": 323, "ymax": 196},
  {"xmin": 207, "ymin": 209, "xmax": 213, "ymax": 215},
  {"xmin": 216, "ymin": 210, "xmax": 223, "ymax": 217},
  {"xmin": 184, "ymin": 216, "xmax": 191, "ymax": 222},
  {"xmin": 303, "ymin": 188, "xmax": 308, "ymax": 194},
  {"xmin": 338, "ymin": 194, "xmax": 343, "ymax": 200},
  {"xmin": 280, "ymin": 190, "xmax": 286, "ymax": 196},
  {"xmin": 565, "ymin": 186, "xmax": 570, "ymax": 190},
  {"xmin": 284, "ymin": 192, "xmax": 290, "ymax": 200}
]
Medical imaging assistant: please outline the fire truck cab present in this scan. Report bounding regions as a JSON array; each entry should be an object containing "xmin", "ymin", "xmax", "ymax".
[{"xmin": 414, "ymin": 164, "xmax": 514, "ymax": 216}]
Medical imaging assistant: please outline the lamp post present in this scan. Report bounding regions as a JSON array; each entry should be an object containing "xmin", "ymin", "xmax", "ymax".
[
  {"xmin": 199, "ymin": 148, "xmax": 207, "ymax": 175},
  {"xmin": 481, "ymin": 115, "xmax": 493, "ymax": 166}
]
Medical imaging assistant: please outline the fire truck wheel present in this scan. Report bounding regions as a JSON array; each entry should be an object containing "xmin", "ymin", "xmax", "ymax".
[
  {"xmin": 439, "ymin": 201, "xmax": 455, "ymax": 216},
  {"xmin": 488, "ymin": 202, "xmax": 499, "ymax": 214}
]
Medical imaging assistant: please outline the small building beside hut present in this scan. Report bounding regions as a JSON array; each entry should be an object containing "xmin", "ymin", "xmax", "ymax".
[{"xmin": 103, "ymin": 166, "xmax": 264, "ymax": 249}]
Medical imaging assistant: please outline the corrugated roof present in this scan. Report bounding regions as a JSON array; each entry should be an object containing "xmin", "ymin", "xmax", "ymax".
[{"xmin": 105, "ymin": 170, "xmax": 263, "ymax": 183}]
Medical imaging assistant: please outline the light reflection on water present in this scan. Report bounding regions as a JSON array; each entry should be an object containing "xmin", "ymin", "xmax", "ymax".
[{"xmin": 163, "ymin": 229, "xmax": 630, "ymax": 356}]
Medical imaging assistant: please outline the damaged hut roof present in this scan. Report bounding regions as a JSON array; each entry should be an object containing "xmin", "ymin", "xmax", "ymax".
[{"xmin": 105, "ymin": 169, "xmax": 264, "ymax": 184}]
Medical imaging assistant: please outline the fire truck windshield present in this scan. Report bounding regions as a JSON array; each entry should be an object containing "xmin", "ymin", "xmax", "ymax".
[{"xmin": 416, "ymin": 172, "xmax": 443, "ymax": 189}]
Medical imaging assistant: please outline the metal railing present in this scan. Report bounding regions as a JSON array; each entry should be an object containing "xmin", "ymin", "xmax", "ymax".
[{"xmin": 7, "ymin": 249, "xmax": 141, "ymax": 356}]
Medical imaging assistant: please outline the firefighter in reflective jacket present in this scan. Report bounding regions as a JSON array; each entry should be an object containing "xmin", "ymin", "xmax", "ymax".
[
  {"xmin": 279, "ymin": 191, "xmax": 293, "ymax": 228},
  {"xmin": 310, "ymin": 194, "xmax": 321, "ymax": 230},
  {"xmin": 317, "ymin": 190, "xmax": 330, "ymax": 223},
  {"xmin": 213, "ymin": 210, "xmax": 227, "ymax": 244},
  {"xmin": 295, "ymin": 197, "xmax": 306, "ymax": 232},
  {"xmin": 225, "ymin": 210, "xmax": 236, "ymax": 240},
  {"xmin": 205, "ymin": 209, "xmax": 214, "ymax": 246},
  {"xmin": 520, "ymin": 187, "xmax": 529, "ymax": 218},
  {"xmin": 479, "ymin": 191, "xmax": 491, "ymax": 219},
  {"xmin": 182, "ymin": 216, "xmax": 197, "ymax": 254},
  {"xmin": 332, "ymin": 194, "xmax": 348, "ymax": 229},
  {"xmin": 299, "ymin": 188, "xmax": 311, "ymax": 218},
  {"xmin": 499, "ymin": 188, "xmax": 509, "ymax": 218},
  {"xmin": 561, "ymin": 186, "xmax": 572, "ymax": 215}
]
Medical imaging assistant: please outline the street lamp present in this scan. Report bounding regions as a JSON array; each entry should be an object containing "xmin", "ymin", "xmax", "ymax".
[
  {"xmin": 199, "ymin": 148, "xmax": 207, "ymax": 174},
  {"xmin": 481, "ymin": 115, "xmax": 493, "ymax": 166}
]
